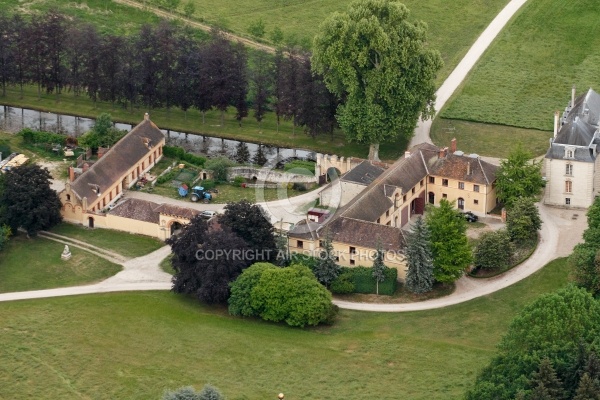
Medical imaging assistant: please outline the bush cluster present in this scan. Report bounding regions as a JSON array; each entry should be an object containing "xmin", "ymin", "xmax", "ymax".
[
  {"xmin": 156, "ymin": 169, "xmax": 179, "ymax": 185},
  {"xmin": 163, "ymin": 145, "xmax": 206, "ymax": 166},
  {"xmin": 20, "ymin": 128, "xmax": 66, "ymax": 146},
  {"xmin": 284, "ymin": 160, "xmax": 316, "ymax": 175},
  {"xmin": 229, "ymin": 262, "xmax": 337, "ymax": 327}
]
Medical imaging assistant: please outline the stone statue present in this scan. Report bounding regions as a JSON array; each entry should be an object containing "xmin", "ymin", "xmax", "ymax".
[{"xmin": 61, "ymin": 245, "xmax": 72, "ymax": 261}]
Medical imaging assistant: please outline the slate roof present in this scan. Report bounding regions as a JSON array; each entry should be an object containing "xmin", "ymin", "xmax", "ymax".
[
  {"xmin": 341, "ymin": 160, "xmax": 386, "ymax": 185},
  {"xmin": 546, "ymin": 117, "xmax": 598, "ymax": 163},
  {"xmin": 154, "ymin": 204, "xmax": 200, "ymax": 219},
  {"xmin": 70, "ymin": 117, "xmax": 165, "ymax": 202},
  {"xmin": 428, "ymin": 153, "xmax": 498, "ymax": 185},
  {"xmin": 563, "ymin": 89, "xmax": 600, "ymax": 127},
  {"xmin": 326, "ymin": 217, "xmax": 405, "ymax": 251},
  {"xmin": 109, "ymin": 198, "xmax": 160, "ymax": 224}
]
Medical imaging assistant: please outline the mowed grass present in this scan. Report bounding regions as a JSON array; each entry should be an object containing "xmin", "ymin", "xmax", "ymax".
[
  {"xmin": 442, "ymin": 0, "xmax": 600, "ymax": 131},
  {"xmin": 50, "ymin": 223, "xmax": 164, "ymax": 258},
  {"xmin": 0, "ymin": 258, "xmax": 570, "ymax": 399},
  {"xmin": 0, "ymin": 234, "xmax": 121, "ymax": 293},
  {"xmin": 431, "ymin": 118, "xmax": 552, "ymax": 158},
  {"xmin": 174, "ymin": 0, "xmax": 509, "ymax": 83}
]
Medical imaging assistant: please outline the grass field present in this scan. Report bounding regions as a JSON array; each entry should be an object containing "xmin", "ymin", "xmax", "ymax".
[
  {"xmin": 442, "ymin": 0, "xmax": 600, "ymax": 132},
  {"xmin": 0, "ymin": 257, "xmax": 570, "ymax": 399},
  {"xmin": 0, "ymin": 234, "xmax": 121, "ymax": 293},
  {"xmin": 50, "ymin": 223, "xmax": 163, "ymax": 258},
  {"xmin": 431, "ymin": 118, "xmax": 552, "ymax": 158}
]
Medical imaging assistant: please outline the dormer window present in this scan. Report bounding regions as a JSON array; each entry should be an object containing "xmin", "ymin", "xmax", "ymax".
[{"xmin": 566, "ymin": 149, "xmax": 574, "ymax": 158}]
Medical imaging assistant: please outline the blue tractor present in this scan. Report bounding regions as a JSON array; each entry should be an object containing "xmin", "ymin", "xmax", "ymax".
[{"xmin": 190, "ymin": 186, "xmax": 212, "ymax": 203}]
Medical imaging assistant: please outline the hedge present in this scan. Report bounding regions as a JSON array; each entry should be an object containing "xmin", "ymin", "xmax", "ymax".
[
  {"xmin": 20, "ymin": 128, "xmax": 66, "ymax": 146},
  {"xmin": 163, "ymin": 145, "xmax": 206, "ymax": 167},
  {"xmin": 339, "ymin": 266, "xmax": 398, "ymax": 296}
]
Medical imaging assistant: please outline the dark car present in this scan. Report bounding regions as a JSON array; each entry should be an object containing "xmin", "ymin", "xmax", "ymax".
[{"xmin": 462, "ymin": 211, "xmax": 479, "ymax": 222}]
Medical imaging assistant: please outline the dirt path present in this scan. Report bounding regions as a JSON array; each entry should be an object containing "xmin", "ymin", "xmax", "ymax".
[
  {"xmin": 410, "ymin": 0, "xmax": 530, "ymax": 147},
  {"xmin": 113, "ymin": 0, "xmax": 276, "ymax": 54},
  {"xmin": 39, "ymin": 231, "xmax": 129, "ymax": 264}
]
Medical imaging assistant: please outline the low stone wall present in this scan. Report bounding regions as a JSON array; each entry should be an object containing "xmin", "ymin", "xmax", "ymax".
[{"xmin": 228, "ymin": 167, "xmax": 317, "ymax": 183}]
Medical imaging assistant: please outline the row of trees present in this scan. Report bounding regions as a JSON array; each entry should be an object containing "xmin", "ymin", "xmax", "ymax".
[
  {"xmin": 0, "ymin": 11, "xmax": 338, "ymax": 136},
  {"xmin": 570, "ymin": 196, "xmax": 600, "ymax": 297}
]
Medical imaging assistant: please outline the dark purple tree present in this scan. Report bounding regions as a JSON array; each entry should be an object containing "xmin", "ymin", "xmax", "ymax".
[
  {"xmin": 135, "ymin": 24, "xmax": 160, "ymax": 109},
  {"xmin": 155, "ymin": 21, "xmax": 179, "ymax": 113},
  {"xmin": 97, "ymin": 35, "xmax": 126, "ymax": 107},
  {"xmin": 174, "ymin": 28, "xmax": 199, "ymax": 119},
  {"xmin": 43, "ymin": 10, "xmax": 67, "ymax": 99},
  {"xmin": 231, "ymin": 42, "xmax": 248, "ymax": 127},
  {"xmin": 250, "ymin": 50, "xmax": 274, "ymax": 128},
  {"xmin": 0, "ymin": 14, "xmax": 16, "ymax": 97}
]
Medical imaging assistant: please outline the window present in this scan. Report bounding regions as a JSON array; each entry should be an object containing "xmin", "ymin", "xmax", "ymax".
[
  {"xmin": 386, "ymin": 210, "xmax": 389, "ymax": 217},
  {"xmin": 458, "ymin": 182, "xmax": 465, "ymax": 190},
  {"xmin": 429, "ymin": 176, "xmax": 435, "ymax": 184},
  {"xmin": 474, "ymin": 199, "xmax": 479, "ymax": 205},
  {"xmin": 350, "ymin": 259, "xmax": 356, "ymax": 266},
  {"xmin": 566, "ymin": 149, "xmax": 574, "ymax": 158},
  {"xmin": 335, "ymin": 256, "xmax": 340, "ymax": 262},
  {"xmin": 442, "ymin": 179, "xmax": 449, "ymax": 187},
  {"xmin": 566, "ymin": 164, "xmax": 573, "ymax": 175},
  {"xmin": 403, "ymin": 195, "xmax": 407, "ymax": 202},
  {"xmin": 386, "ymin": 221, "xmax": 391, "ymax": 226},
  {"xmin": 66, "ymin": 194, "xmax": 71, "ymax": 201},
  {"xmin": 566, "ymin": 198, "xmax": 571, "ymax": 205},
  {"xmin": 297, "ymin": 240, "xmax": 304, "ymax": 249},
  {"xmin": 349, "ymin": 246, "xmax": 356, "ymax": 254},
  {"xmin": 394, "ymin": 193, "xmax": 400, "ymax": 209},
  {"xmin": 377, "ymin": 218, "xmax": 380, "ymax": 224},
  {"xmin": 442, "ymin": 194, "xmax": 447, "ymax": 199},
  {"xmin": 473, "ymin": 184, "xmax": 480, "ymax": 192},
  {"xmin": 566, "ymin": 180, "xmax": 572, "ymax": 193},
  {"xmin": 420, "ymin": 179, "xmax": 424, "ymax": 187},
  {"xmin": 412, "ymin": 187, "xmax": 416, "ymax": 194}
]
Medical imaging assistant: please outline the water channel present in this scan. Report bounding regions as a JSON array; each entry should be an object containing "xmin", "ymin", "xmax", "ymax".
[{"xmin": 0, "ymin": 105, "xmax": 317, "ymax": 163}]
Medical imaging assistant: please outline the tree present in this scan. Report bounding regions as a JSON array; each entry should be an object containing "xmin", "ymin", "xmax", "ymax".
[
  {"xmin": 167, "ymin": 216, "xmax": 251, "ymax": 304},
  {"xmin": 571, "ymin": 196, "xmax": 600, "ymax": 296},
  {"xmin": 372, "ymin": 242, "xmax": 387, "ymax": 295},
  {"xmin": 529, "ymin": 358, "xmax": 568, "ymax": 400},
  {"xmin": 425, "ymin": 199, "xmax": 472, "ymax": 283},
  {"xmin": 466, "ymin": 286, "xmax": 600, "ymax": 400},
  {"xmin": 248, "ymin": 19, "xmax": 266, "ymax": 38},
  {"xmin": 204, "ymin": 156, "xmax": 234, "ymax": 182},
  {"xmin": 233, "ymin": 141, "xmax": 250, "ymax": 164},
  {"xmin": 0, "ymin": 225, "xmax": 11, "ymax": 251},
  {"xmin": 252, "ymin": 144, "xmax": 268, "ymax": 166},
  {"xmin": 313, "ymin": 232, "xmax": 340, "ymax": 287},
  {"xmin": 0, "ymin": 164, "xmax": 62, "ymax": 236},
  {"xmin": 496, "ymin": 144, "xmax": 544, "ymax": 206},
  {"xmin": 507, "ymin": 197, "xmax": 542, "ymax": 243},
  {"xmin": 270, "ymin": 27, "xmax": 284, "ymax": 45},
  {"xmin": 574, "ymin": 373, "xmax": 600, "ymax": 400},
  {"xmin": 0, "ymin": 14, "xmax": 16, "ymax": 97},
  {"xmin": 249, "ymin": 51, "xmax": 273, "ymax": 128},
  {"xmin": 474, "ymin": 229, "xmax": 514, "ymax": 270},
  {"xmin": 312, "ymin": 0, "xmax": 442, "ymax": 160},
  {"xmin": 219, "ymin": 200, "xmax": 277, "ymax": 261},
  {"xmin": 229, "ymin": 263, "xmax": 336, "ymax": 327},
  {"xmin": 404, "ymin": 216, "xmax": 434, "ymax": 294},
  {"xmin": 183, "ymin": 0, "xmax": 195, "ymax": 18}
]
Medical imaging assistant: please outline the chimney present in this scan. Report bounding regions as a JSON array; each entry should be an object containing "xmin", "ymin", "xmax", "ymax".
[
  {"xmin": 554, "ymin": 110, "xmax": 560, "ymax": 138},
  {"xmin": 451, "ymin": 138, "xmax": 457, "ymax": 153},
  {"xmin": 405, "ymin": 151, "xmax": 411, "ymax": 158},
  {"xmin": 69, "ymin": 166, "xmax": 75, "ymax": 182},
  {"xmin": 467, "ymin": 162, "xmax": 471, "ymax": 176},
  {"xmin": 438, "ymin": 147, "xmax": 447, "ymax": 159},
  {"xmin": 97, "ymin": 147, "xmax": 107, "ymax": 159},
  {"xmin": 83, "ymin": 163, "xmax": 90, "ymax": 173},
  {"xmin": 572, "ymin": 85, "xmax": 576, "ymax": 108},
  {"xmin": 144, "ymin": 112, "xmax": 150, "ymax": 121}
]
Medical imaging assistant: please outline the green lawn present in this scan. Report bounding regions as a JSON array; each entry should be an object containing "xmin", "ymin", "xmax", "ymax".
[
  {"xmin": 430, "ymin": 118, "xmax": 552, "ymax": 158},
  {"xmin": 442, "ymin": 0, "xmax": 600, "ymax": 132},
  {"xmin": 0, "ymin": 235, "xmax": 121, "ymax": 293},
  {"xmin": 0, "ymin": 257, "xmax": 570, "ymax": 399},
  {"xmin": 50, "ymin": 223, "xmax": 164, "ymax": 258}
]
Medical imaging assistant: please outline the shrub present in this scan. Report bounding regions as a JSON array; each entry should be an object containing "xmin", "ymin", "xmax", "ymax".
[
  {"xmin": 229, "ymin": 262, "xmax": 276, "ymax": 317},
  {"xmin": 156, "ymin": 168, "xmax": 179, "ymax": 185},
  {"xmin": 163, "ymin": 145, "xmax": 186, "ymax": 159},
  {"xmin": 284, "ymin": 160, "xmax": 316, "ymax": 175},
  {"xmin": 182, "ymin": 152, "xmax": 206, "ymax": 167},
  {"xmin": 0, "ymin": 140, "xmax": 11, "ymax": 157},
  {"xmin": 232, "ymin": 176, "xmax": 245, "ymax": 187},
  {"xmin": 200, "ymin": 179, "xmax": 215, "ymax": 190},
  {"xmin": 19, "ymin": 128, "xmax": 66, "ymax": 146},
  {"xmin": 474, "ymin": 229, "xmax": 514, "ymax": 270},
  {"xmin": 292, "ymin": 182, "xmax": 307, "ymax": 192},
  {"xmin": 330, "ymin": 272, "xmax": 355, "ymax": 294},
  {"xmin": 288, "ymin": 253, "xmax": 319, "ymax": 270},
  {"xmin": 205, "ymin": 157, "xmax": 235, "ymax": 182}
]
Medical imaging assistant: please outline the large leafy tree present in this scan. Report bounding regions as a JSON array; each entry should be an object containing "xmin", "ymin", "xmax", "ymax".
[
  {"xmin": 466, "ymin": 286, "xmax": 600, "ymax": 400},
  {"xmin": 425, "ymin": 199, "xmax": 472, "ymax": 283},
  {"xmin": 405, "ymin": 216, "xmax": 434, "ymax": 294},
  {"xmin": 0, "ymin": 164, "xmax": 62, "ymax": 236},
  {"xmin": 312, "ymin": 0, "xmax": 442, "ymax": 160},
  {"xmin": 496, "ymin": 144, "xmax": 544, "ymax": 206},
  {"xmin": 474, "ymin": 229, "xmax": 514, "ymax": 270},
  {"xmin": 219, "ymin": 200, "xmax": 277, "ymax": 261},
  {"xmin": 570, "ymin": 196, "xmax": 600, "ymax": 296},
  {"xmin": 506, "ymin": 197, "xmax": 542, "ymax": 243},
  {"xmin": 167, "ymin": 215, "xmax": 251, "ymax": 304}
]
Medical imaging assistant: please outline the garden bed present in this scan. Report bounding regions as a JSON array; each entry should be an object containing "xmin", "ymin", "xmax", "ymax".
[{"xmin": 469, "ymin": 235, "xmax": 539, "ymax": 279}]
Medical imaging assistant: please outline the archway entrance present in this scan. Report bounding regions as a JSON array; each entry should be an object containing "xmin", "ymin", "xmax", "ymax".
[
  {"xmin": 326, "ymin": 167, "xmax": 341, "ymax": 182},
  {"xmin": 170, "ymin": 221, "xmax": 183, "ymax": 237},
  {"xmin": 88, "ymin": 217, "xmax": 94, "ymax": 228},
  {"xmin": 458, "ymin": 197, "xmax": 465, "ymax": 210}
]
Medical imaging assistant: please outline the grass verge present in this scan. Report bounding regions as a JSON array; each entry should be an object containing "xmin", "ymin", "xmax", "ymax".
[
  {"xmin": 0, "ymin": 234, "xmax": 121, "ymax": 293},
  {"xmin": 441, "ymin": 0, "xmax": 600, "ymax": 131},
  {"xmin": 50, "ymin": 223, "xmax": 163, "ymax": 258},
  {"xmin": 0, "ymin": 257, "xmax": 570, "ymax": 399},
  {"xmin": 430, "ymin": 118, "xmax": 552, "ymax": 158}
]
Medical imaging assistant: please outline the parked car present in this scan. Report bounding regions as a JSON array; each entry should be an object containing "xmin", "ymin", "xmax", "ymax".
[
  {"xmin": 200, "ymin": 210, "xmax": 217, "ymax": 219},
  {"xmin": 462, "ymin": 211, "xmax": 479, "ymax": 222}
]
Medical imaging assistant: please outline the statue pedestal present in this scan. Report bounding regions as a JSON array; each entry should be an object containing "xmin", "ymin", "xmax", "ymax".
[{"xmin": 61, "ymin": 245, "xmax": 72, "ymax": 261}]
